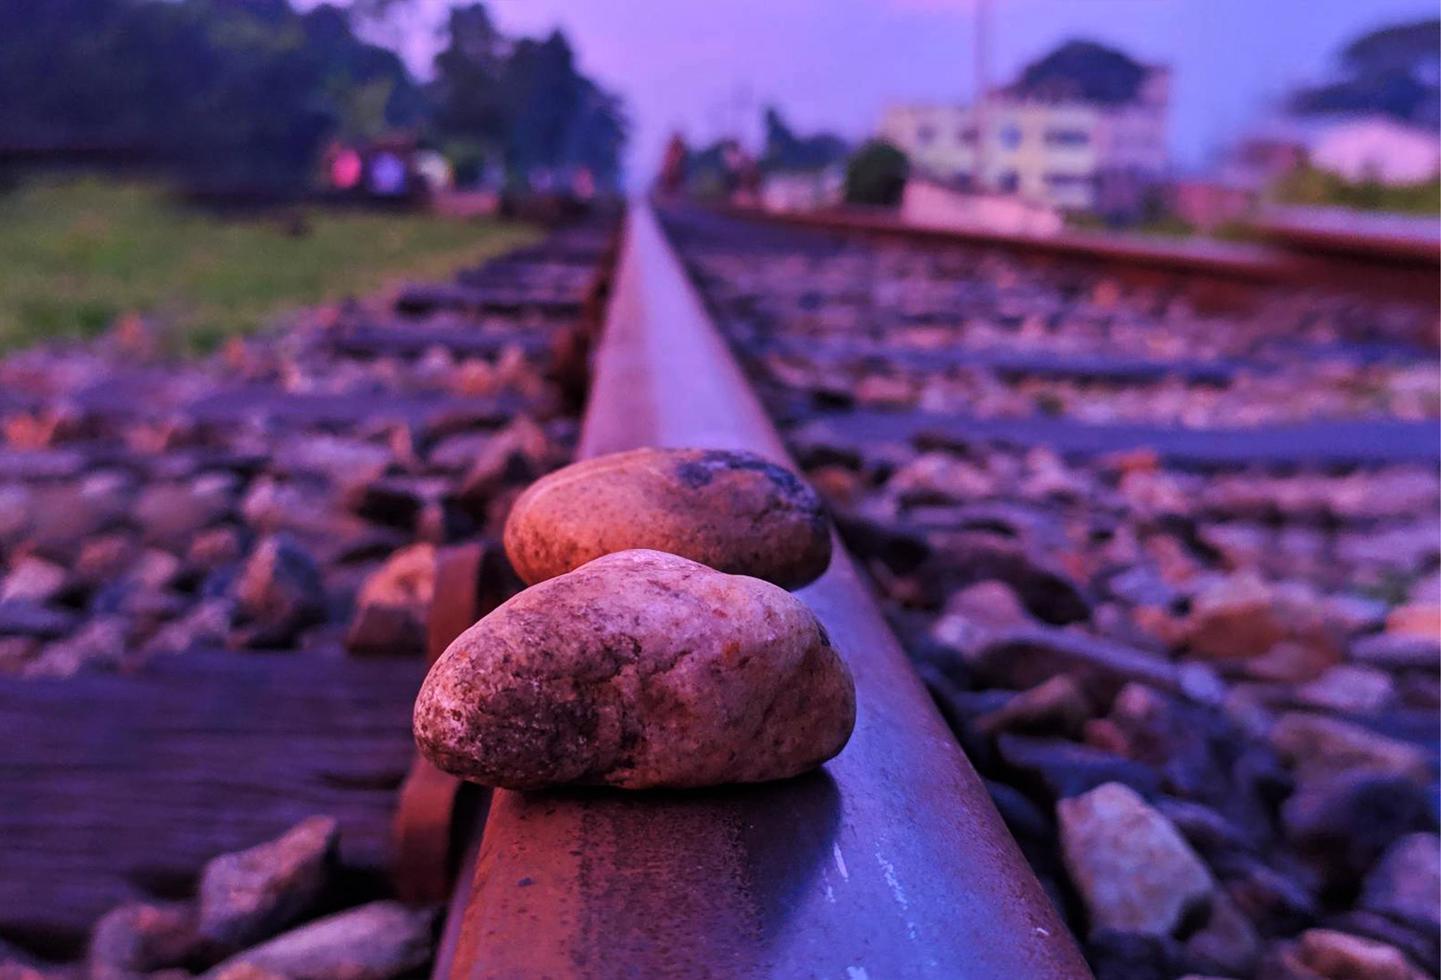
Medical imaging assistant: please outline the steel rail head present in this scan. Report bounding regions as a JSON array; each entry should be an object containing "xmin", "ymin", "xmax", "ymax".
[{"xmin": 435, "ymin": 203, "xmax": 1092, "ymax": 979}]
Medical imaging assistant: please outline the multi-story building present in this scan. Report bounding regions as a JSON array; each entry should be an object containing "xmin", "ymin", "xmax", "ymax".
[{"xmin": 880, "ymin": 41, "xmax": 1170, "ymax": 217}]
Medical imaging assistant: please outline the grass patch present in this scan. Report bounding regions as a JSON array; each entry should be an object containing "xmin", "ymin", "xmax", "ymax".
[
  {"xmin": 1273, "ymin": 165, "xmax": 1441, "ymax": 216},
  {"xmin": 0, "ymin": 177, "xmax": 539, "ymax": 352}
]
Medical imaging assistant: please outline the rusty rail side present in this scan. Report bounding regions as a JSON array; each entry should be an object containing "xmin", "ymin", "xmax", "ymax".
[
  {"xmin": 433, "ymin": 203, "xmax": 1091, "ymax": 978},
  {"xmin": 395, "ymin": 221, "xmax": 624, "ymax": 910}
]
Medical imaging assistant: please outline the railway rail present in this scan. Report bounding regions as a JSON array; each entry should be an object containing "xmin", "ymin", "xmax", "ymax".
[
  {"xmin": 413, "ymin": 203, "xmax": 1090, "ymax": 977},
  {"xmin": 727, "ymin": 202, "xmax": 1441, "ymax": 310}
]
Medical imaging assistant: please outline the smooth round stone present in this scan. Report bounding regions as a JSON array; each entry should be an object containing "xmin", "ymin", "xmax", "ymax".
[
  {"xmin": 502, "ymin": 447, "xmax": 832, "ymax": 590},
  {"xmin": 413, "ymin": 549, "xmax": 856, "ymax": 790}
]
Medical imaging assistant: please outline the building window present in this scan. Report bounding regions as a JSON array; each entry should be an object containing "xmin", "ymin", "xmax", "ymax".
[
  {"xmin": 999, "ymin": 124, "xmax": 1022, "ymax": 149},
  {"xmin": 957, "ymin": 127, "xmax": 978, "ymax": 145},
  {"xmin": 997, "ymin": 171, "xmax": 1019, "ymax": 192},
  {"xmin": 1044, "ymin": 128, "xmax": 1090, "ymax": 147},
  {"xmin": 1044, "ymin": 172, "xmax": 1093, "ymax": 188},
  {"xmin": 917, "ymin": 124, "xmax": 936, "ymax": 146}
]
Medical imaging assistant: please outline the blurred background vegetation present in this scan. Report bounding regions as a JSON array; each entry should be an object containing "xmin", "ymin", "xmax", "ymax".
[
  {"xmin": 0, "ymin": 0, "xmax": 622, "ymax": 352},
  {"xmin": 1274, "ymin": 166, "xmax": 1440, "ymax": 215},
  {"xmin": 0, "ymin": 0, "xmax": 626, "ymax": 193}
]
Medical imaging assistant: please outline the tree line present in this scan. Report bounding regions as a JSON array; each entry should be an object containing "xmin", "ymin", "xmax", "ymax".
[
  {"xmin": 1289, "ymin": 18, "xmax": 1440, "ymax": 129},
  {"xmin": 0, "ymin": 0, "xmax": 627, "ymax": 192}
]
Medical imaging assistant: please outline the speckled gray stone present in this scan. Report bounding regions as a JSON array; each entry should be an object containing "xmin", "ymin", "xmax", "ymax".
[
  {"xmin": 502, "ymin": 447, "xmax": 832, "ymax": 589},
  {"xmin": 413, "ymin": 549, "xmax": 855, "ymax": 790}
]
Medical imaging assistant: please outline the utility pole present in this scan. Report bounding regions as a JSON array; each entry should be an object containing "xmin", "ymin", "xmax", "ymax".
[{"xmin": 973, "ymin": 0, "xmax": 991, "ymax": 191}]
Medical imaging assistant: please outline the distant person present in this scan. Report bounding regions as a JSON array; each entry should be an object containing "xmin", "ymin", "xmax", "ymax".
[
  {"xmin": 329, "ymin": 146, "xmax": 363, "ymax": 191},
  {"xmin": 368, "ymin": 151, "xmax": 408, "ymax": 197},
  {"xmin": 572, "ymin": 167, "xmax": 596, "ymax": 201},
  {"xmin": 414, "ymin": 150, "xmax": 453, "ymax": 194},
  {"xmin": 657, "ymin": 133, "xmax": 689, "ymax": 198}
]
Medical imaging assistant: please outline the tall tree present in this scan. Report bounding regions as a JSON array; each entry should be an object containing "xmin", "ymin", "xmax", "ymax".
[
  {"xmin": 431, "ymin": 4, "xmax": 509, "ymax": 163},
  {"xmin": 0, "ymin": 0, "xmax": 627, "ymax": 191},
  {"xmin": 1007, "ymin": 39, "xmax": 1150, "ymax": 105},
  {"xmin": 844, "ymin": 140, "xmax": 908, "ymax": 206},
  {"xmin": 0, "ymin": 0, "xmax": 421, "ymax": 188},
  {"xmin": 1290, "ymin": 19, "xmax": 1440, "ymax": 128},
  {"xmin": 431, "ymin": 9, "xmax": 626, "ymax": 189},
  {"xmin": 760, "ymin": 106, "xmax": 849, "ymax": 173}
]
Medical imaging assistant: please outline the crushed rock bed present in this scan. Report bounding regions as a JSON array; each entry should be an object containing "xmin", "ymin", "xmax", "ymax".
[
  {"xmin": 662, "ymin": 206, "xmax": 1440, "ymax": 980},
  {"xmin": 0, "ymin": 217, "xmax": 616, "ymax": 974}
]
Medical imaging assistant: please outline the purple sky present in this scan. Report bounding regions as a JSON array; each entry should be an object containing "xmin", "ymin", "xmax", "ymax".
[{"xmin": 359, "ymin": 0, "xmax": 1438, "ymax": 186}]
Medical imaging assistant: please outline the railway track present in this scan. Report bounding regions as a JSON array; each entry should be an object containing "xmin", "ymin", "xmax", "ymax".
[
  {"xmin": 421, "ymin": 203, "xmax": 1088, "ymax": 977},
  {"xmin": 416, "ymin": 201, "xmax": 1436, "ymax": 978},
  {"xmin": 1, "ymin": 196, "xmax": 1436, "ymax": 978}
]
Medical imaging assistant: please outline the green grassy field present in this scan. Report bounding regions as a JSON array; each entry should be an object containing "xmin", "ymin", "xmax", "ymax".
[
  {"xmin": 0, "ymin": 177, "xmax": 538, "ymax": 352},
  {"xmin": 1274, "ymin": 165, "xmax": 1441, "ymax": 216}
]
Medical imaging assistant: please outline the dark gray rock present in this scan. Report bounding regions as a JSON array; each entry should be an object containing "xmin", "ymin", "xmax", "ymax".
[
  {"xmin": 984, "ymin": 778, "xmax": 1052, "ymax": 843},
  {"xmin": 0, "ymin": 600, "xmax": 76, "ymax": 639},
  {"xmin": 1058, "ymin": 782, "xmax": 1213, "ymax": 937},
  {"xmin": 1270, "ymin": 712, "xmax": 1431, "ymax": 785},
  {"xmin": 0, "ymin": 556, "xmax": 68, "ymax": 605},
  {"xmin": 1099, "ymin": 683, "xmax": 1287, "ymax": 840},
  {"xmin": 198, "ymin": 815, "xmax": 338, "ymax": 952},
  {"xmin": 929, "ymin": 579, "xmax": 1033, "ymax": 659},
  {"xmin": 452, "ymin": 427, "xmax": 541, "ymax": 516},
  {"xmin": 1185, "ymin": 893, "xmax": 1261, "ymax": 977},
  {"xmin": 967, "ymin": 626, "xmax": 1219, "ymax": 704},
  {"xmin": 1293, "ymin": 927, "xmax": 1429, "ymax": 980},
  {"xmin": 204, "ymin": 901, "xmax": 436, "ymax": 980},
  {"xmin": 345, "ymin": 478, "xmax": 433, "ymax": 531},
  {"xmin": 134, "ymin": 482, "xmax": 233, "ymax": 551},
  {"xmin": 927, "ymin": 530, "xmax": 1091, "ymax": 624},
  {"xmin": 142, "ymin": 600, "xmax": 235, "ymax": 657},
  {"xmin": 998, "ymin": 734, "xmax": 1162, "ymax": 802},
  {"xmin": 23, "ymin": 617, "xmax": 129, "ymax": 678},
  {"xmin": 1154, "ymin": 797, "xmax": 1255, "ymax": 864},
  {"xmin": 1219, "ymin": 855, "xmax": 1319, "ymax": 937},
  {"xmin": 1085, "ymin": 929, "xmax": 1194, "ymax": 980},
  {"xmin": 1351, "ymin": 633, "xmax": 1441, "ymax": 672},
  {"xmin": 1282, "ymin": 773, "xmax": 1435, "ymax": 888},
  {"xmin": 231, "ymin": 536, "xmax": 326, "ymax": 648},
  {"xmin": 974, "ymin": 674, "xmax": 1091, "ymax": 738},
  {"xmin": 1325, "ymin": 909, "xmax": 1439, "ymax": 977},
  {"xmin": 1360, "ymin": 833, "xmax": 1440, "ymax": 932},
  {"xmin": 89, "ymin": 901, "xmax": 198, "ymax": 978},
  {"xmin": 343, "ymin": 545, "xmax": 434, "ymax": 658}
]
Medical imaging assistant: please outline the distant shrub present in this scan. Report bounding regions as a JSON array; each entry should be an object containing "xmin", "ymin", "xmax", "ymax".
[
  {"xmin": 844, "ymin": 140, "xmax": 909, "ymax": 207},
  {"xmin": 1273, "ymin": 165, "xmax": 1440, "ymax": 215}
]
